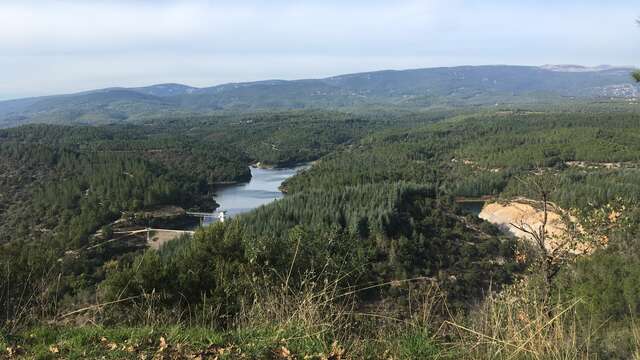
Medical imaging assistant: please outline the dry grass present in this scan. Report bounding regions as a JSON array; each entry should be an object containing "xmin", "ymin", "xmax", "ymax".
[
  {"xmin": 7, "ymin": 268, "xmax": 640, "ymax": 359},
  {"xmin": 237, "ymin": 273, "xmax": 356, "ymax": 354},
  {"xmin": 234, "ymin": 269, "xmax": 451, "ymax": 358},
  {"xmin": 441, "ymin": 277, "xmax": 634, "ymax": 360},
  {"xmin": 7, "ymin": 249, "xmax": 640, "ymax": 359}
]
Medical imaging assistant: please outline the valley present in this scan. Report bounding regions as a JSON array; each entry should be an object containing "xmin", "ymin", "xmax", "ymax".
[
  {"xmin": 2, "ymin": 103, "xmax": 640, "ymax": 358},
  {"xmin": 2, "ymin": 0, "xmax": 639, "ymax": 356}
]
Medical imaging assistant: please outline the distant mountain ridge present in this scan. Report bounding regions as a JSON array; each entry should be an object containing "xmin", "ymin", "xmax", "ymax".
[
  {"xmin": 539, "ymin": 64, "xmax": 631, "ymax": 73},
  {"xmin": 1, "ymin": 65, "xmax": 637, "ymax": 127}
]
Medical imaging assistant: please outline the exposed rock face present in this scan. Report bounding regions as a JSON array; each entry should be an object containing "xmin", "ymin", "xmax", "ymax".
[
  {"xmin": 479, "ymin": 201, "xmax": 565, "ymax": 242},
  {"xmin": 479, "ymin": 200, "xmax": 589, "ymax": 254}
]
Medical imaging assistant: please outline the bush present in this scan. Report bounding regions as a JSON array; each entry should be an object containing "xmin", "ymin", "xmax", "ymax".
[{"xmin": 100, "ymin": 221, "xmax": 252, "ymax": 325}]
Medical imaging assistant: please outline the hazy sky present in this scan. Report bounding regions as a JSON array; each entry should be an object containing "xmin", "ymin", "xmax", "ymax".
[{"xmin": 1, "ymin": 0, "xmax": 639, "ymax": 99}]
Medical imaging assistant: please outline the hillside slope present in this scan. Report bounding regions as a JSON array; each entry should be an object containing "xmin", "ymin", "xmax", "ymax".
[{"xmin": 0, "ymin": 65, "xmax": 637, "ymax": 126}]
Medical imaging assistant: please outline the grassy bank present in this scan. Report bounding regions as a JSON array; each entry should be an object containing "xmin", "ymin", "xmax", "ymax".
[
  {"xmin": 5, "ymin": 274, "xmax": 639, "ymax": 359},
  {"xmin": 1, "ymin": 325, "xmax": 447, "ymax": 359}
]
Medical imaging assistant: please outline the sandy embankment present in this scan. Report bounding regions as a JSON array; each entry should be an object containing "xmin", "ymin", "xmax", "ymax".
[
  {"xmin": 479, "ymin": 201, "xmax": 566, "ymax": 240},
  {"xmin": 478, "ymin": 200, "xmax": 588, "ymax": 254}
]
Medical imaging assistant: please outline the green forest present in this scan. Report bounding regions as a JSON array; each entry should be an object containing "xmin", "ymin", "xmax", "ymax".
[{"xmin": 2, "ymin": 108, "xmax": 640, "ymax": 358}]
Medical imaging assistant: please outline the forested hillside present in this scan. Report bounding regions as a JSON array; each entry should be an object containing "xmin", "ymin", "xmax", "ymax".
[
  {"xmin": 1, "ymin": 65, "xmax": 637, "ymax": 127},
  {"xmin": 2, "ymin": 110, "xmax": 405, "ymax": 247},
  {"xmin": 2, "ymin": 108, "xmax": 640, "ymax": 358},
  {"xmin": 285, "ymin": 111, "xmax": 640, "ymax": 208}
]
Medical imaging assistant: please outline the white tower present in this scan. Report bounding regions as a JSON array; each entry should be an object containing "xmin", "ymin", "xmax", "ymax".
[{"xmin": 218, "ymin": 211, "xmax": 226, "ymax": 223}]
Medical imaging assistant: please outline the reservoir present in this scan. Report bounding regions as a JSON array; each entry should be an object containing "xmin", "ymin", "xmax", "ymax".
[
  {"xmin": 148, "ymin": 164, "xmax": 308, "ymax": 248},
  {"xmin": 458, "ymin": 200, "xmax": 486, "ymax": 216},
  {"xmin": 208, "ymin": 164, "xmax": 309, "ymax": 223}
]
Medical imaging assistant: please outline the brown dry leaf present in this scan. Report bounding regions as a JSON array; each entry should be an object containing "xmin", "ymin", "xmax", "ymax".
[
  {"xmin": 192, "ymin": 344, "xmax": 242, "ymax": 359},
  {"xmin": 158, "ymin": 336, "xmax": 168, "ymax": 352},
  {"xmin": 327, "ymin": 341, "xmax": 345, "ymax": 360},
  {"xmin": 382, "ymin": 350, "xmax": 394, "ymax": 360},
  {"xmin": 49, "ymin": 345, "xmax": 60, "ymax": 354},
  {"xmin": 273, "ymin": 346, "xmax": 292, "ymax": 359},
  {"xmin": 608, "ymin": 210, "xmax": 621, "ymax": 223},
  {"xmin": 517, "ymin": 311, "xmax": 529, "ymax": 323},
  {"xmin": 6, "ymin": 346, "xmax": 24, "ymax": 358}
]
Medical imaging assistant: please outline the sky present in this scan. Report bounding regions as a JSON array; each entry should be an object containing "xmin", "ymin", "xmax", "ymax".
[{"xmin": 0, "ymin": 0, "xmax": 639, "ymax": 100}]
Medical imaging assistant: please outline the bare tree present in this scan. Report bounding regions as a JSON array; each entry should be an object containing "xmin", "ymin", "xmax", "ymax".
[{"xmin": 508, "ymin": 172, "xmax": 576, "ymax": 300}]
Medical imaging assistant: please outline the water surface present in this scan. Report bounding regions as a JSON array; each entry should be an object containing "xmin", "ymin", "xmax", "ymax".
[
  {"xmin": 458, "ymin": 200, "xmax": 486, "ymax": 216},
  {"xmin": 210, "ymin": 164, "xmax": 308, "ymax": 221}
]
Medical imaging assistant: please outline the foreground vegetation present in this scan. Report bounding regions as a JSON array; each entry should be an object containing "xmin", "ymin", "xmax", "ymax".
[{"xmin": 2, "ymin": 107, "xmax": 640, "ymax": 358}]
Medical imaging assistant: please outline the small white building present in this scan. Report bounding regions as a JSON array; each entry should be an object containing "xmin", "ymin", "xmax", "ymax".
[{"xmin": 218, "ymin": 211, "xmax": 227, "ymax": 223}]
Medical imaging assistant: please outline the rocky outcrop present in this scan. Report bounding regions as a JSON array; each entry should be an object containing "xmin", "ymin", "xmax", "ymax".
[{"xmin": 479, "ymin": 199, "xmax": 589, "ymax": 254}]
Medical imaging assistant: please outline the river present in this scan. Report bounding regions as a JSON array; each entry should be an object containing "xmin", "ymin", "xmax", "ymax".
[{"xmin": 204, "ymin": 164, "xmax": 309, "ymax": 224}]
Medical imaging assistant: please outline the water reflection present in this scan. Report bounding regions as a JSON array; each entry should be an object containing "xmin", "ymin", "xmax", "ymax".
[{"xmin": 203, "ymin": 164, "xmax": 308, "ymax": 225}]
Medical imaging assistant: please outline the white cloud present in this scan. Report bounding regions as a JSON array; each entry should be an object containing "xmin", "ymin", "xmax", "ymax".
[
  {"xmin": 0, "ymin": 0, "xmax": 638, "ymax": 99},
  {"xmin": 0, "ymin": 0, "xmax": 451, "ymax": 55}
]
